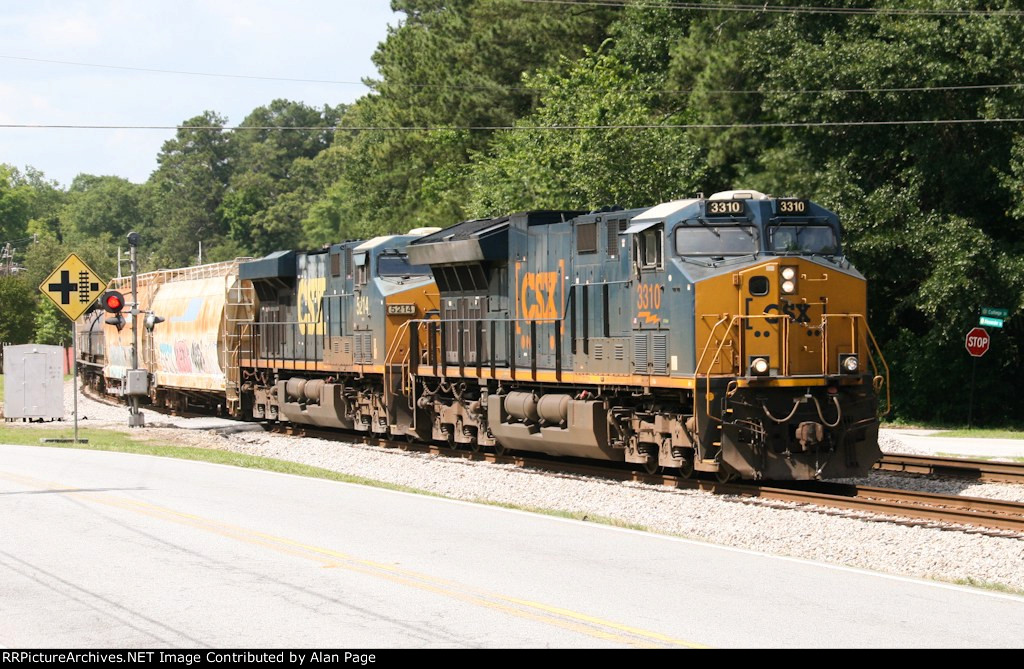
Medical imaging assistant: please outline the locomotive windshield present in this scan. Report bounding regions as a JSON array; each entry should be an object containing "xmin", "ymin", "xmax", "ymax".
[
  {"xmin": 378, "ymin": 253, "xmax": 431, "ymax": 278},
  {"xmin": 768, "ymin": 225, "xmax": 839, "ymax": 255},
  {"xmin": 675, "ymin": 224, "xmax": 758, "ymax": 256}
]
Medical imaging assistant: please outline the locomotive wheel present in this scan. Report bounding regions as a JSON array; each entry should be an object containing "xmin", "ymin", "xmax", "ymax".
[
  {"xmin": 493, "ymin": 443, "xmax": 506, "ymax": 456},
  {"xmin": 715, "ymin": 467, "xmax": 736, "ymax": 483},
  {"xmin": 642, "ymin": 458, "xmax": 660, "ymax": 475},
  {"xmin": 677, "ymin": 455, "xmax": 695, "ymax": 479}
]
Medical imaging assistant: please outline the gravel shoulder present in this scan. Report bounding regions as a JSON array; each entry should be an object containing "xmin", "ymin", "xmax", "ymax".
[{"xmin": 4, "ymin": 381, "xmax": 1024, "ymax": 594}]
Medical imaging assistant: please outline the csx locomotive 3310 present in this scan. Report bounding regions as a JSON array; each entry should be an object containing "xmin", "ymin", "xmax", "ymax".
[{"xmin": 80, "ymin": 190, "xmax": 889, "ymax": 481}]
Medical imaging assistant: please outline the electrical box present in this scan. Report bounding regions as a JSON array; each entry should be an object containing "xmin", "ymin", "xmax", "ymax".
[
  {"xmin": 125, "ymin": 370, "xmax": 150, "ymax": 396},
  {"xmin": 2, "ymin": 344, "xmax": 65, "ymax": 420}
]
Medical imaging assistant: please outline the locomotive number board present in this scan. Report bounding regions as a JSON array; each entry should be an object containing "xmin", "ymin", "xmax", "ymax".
[
  {"xmin": 387, "ymin": 303, "xmax": 417, "ymax": 315},
  {"xmin": 705, "ymin": 200, "xmax": 746, "ymax": 217},
  {"xmin": 775, "ymin": 199, "xmax": 809, "ymax": 215}
]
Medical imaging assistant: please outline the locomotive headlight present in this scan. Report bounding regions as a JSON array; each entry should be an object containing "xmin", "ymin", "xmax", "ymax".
[
  {"xmin": 840, "ymin": 354, "xmax": 859, "ymax": 374},
  {"xmin": 781, "ymin": 266, "xmax": 798, "ymax": 294},
  {"xmin": 750, "ymin": 356, "xmax": 770, "ymax": 376}
]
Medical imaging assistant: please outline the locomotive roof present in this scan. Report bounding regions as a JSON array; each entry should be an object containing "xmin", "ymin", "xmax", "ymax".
[
  {"xmin": 410, "ymin": 218, "xmax": 499, "ymax": 244},
  {"xmin": 630, "ymin": 199, "xmax": 700, "ymax": 224}
]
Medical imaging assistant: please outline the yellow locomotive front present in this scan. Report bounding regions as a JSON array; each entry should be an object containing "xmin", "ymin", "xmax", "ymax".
[{"xmin": 686, "ymin": 191, "xmax": 888, "ymax": 479}]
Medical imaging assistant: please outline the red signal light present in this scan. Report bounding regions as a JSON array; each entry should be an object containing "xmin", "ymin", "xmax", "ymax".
[{"xmin": 102, "ymin": 290, "xmax": 125, "ymax": 314}]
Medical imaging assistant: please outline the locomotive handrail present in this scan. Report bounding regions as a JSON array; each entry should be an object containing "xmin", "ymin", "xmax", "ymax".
[
  {"xmin": 695, "ymin": 314, "xmax": 790, "ymax": 423},
  {"xmin": 695, "ymin": 312, "xmax": 891, "ymax": 422},
  {"xmin": 384, "ymin": 318, "xmax": 414, "ymax": 399},
  {"xmin": 820, "ymin": 313, "xmax": 891, "ymax": 417}
]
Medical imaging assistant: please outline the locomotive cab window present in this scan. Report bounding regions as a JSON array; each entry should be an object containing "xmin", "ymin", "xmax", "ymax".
[
  {"xmin": 676, "ymin": 223, "xmax": 758, "ymax": 256},
  {"xmin": 354, "ymin": 252, "xmax": 369, "ymax": 287},
  {"xmin": 378, "ymin": 253, "xmax": 430, "ymax": 278},
  {"xmin": 636, "ymin": 226, "xmax": 663, "ymax": 270},
  {"xmin": 768, "ymin": 225, "xmax": 839, "ymax": 256}
]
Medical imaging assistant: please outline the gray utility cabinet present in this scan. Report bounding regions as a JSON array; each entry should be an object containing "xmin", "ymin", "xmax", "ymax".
[{"xmin": 2, "ymin": 344, "xmax": 65, "ymax": 420}]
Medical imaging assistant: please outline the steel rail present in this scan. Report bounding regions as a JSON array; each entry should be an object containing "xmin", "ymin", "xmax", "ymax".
[
  {"xmin": 877, "ymin": 453, "xmax": 1024, "ymax": 484},
  {"xmin": 277, "ymin": 425, "xmax": 1024, "ymax": 537}
]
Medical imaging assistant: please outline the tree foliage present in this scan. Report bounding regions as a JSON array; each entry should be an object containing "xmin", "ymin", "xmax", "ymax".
[
  {"xmin": 0, "ymin": 277, "xmax": 36, "ymax": 345},
  {"xmin": 4, "ymin": 0, "xmax": 1024, "ymax": 424}
]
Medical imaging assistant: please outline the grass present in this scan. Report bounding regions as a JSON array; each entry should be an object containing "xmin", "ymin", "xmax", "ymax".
[
  {"xmin": 0, "ymin": 425, "xmax": 648, "ymax": 533},
  {"xmin": 883, "ymin": 419, "xmax": 1024, "ymax": 439},
  {"xmin": 936, "ymin": 452, "xmax": 1024, "ymax": 463},
  {"xmin": 0, "ymin": 425, "xmax": 434, "ymax": 496},
  {"xmin": 930, "ymin": 428, "xmax": 1024, "ymax": 439},
  {"xmin": 949, "ymin": 577, "xmax": 1024, "ymax": 596}
]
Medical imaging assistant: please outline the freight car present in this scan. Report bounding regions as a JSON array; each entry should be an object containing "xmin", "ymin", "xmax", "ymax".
[
  {"xmin": 77, "ymin": 259, "xmax": 254, "ymax": 414},
  {"xmin": 79, "ymin": 190, "xmax": 889, "ymax": 481}
]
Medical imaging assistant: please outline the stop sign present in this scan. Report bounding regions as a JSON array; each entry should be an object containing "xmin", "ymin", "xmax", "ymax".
[{"xmin": 965, "ymin": 327, "xmax": 990, "ymax": 357}]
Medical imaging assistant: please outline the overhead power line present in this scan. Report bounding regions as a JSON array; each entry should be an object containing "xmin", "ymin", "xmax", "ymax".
[
  {"xmin": 520, "ymin": 0, "xmax": 1024, "ymax": 18},
  {"xmin": 3, "ymin": 54, "xmax": 1021, "ymax": 97},
  {"xmin": 2, "ymin": 118, "xmax": 1024, "ymax": 132},
  {"xmin": 0, "ymin": 55, "xmax": 371, "ymax": 87}
]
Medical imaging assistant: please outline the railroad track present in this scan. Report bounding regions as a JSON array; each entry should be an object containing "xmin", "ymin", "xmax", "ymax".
[
  {"xmin": 80, "ymin": 385, "xmax": 1024, "ymax": 537},
  {"xmin": 877, "ymin": 453, "xmax": 1024, "ymax": 484},
  {"xmin": 271, "ymin": 425, "xmax": 1024, "ymax": 538}
]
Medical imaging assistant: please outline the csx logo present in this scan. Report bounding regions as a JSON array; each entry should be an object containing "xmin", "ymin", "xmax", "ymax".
[
  {"xmin": 297, "ymin": 277, "xmax": 326, "ymax": 335},
  {"xmin": 519, "ymin": 270, "xmax": 561, "ymax": 320},
  {"xmin": 763, "ymin": 302, "xmax": 812, "ymax": 324}
]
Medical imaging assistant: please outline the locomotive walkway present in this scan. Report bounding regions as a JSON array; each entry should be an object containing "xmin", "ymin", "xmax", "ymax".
[{"xmin": 2, "ymin": 443, "xmax": 1023, "ymax": 648}]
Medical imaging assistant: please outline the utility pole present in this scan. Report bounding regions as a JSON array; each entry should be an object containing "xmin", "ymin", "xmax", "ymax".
[
  {"xmin": 1, "ymin": 243, "xmax": 12, "ymax": 276},
  {"xmin": 127, "ymin": 231, "xmax": 144, "ymax": 427}
]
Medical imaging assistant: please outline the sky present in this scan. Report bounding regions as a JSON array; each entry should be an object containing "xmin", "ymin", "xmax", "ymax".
[{"xmin": 0, "ymin": 0, "xmax": 397, "ymax": 187}]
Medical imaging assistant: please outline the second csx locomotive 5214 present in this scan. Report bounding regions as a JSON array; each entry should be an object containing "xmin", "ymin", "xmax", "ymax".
[{"xmin": 80, "ymin": 190, "xmax": 889, "ymax": 480}]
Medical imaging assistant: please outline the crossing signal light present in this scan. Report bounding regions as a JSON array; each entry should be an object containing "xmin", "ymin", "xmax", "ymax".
[
  {"xmin": 102, "ymin": 291, "xmax": 125, "ymax": 313},
  {"xmin": 102, "ymin": 290, "xmax": 126, "ymax": 331},
  {"xmin": 144, "ymin": 312, "xmax": 165, "ymax": 332}
]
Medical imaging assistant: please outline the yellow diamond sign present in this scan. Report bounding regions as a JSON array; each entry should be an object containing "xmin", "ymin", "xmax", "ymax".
[{"xmin": 39, "ymin": 253, "xmax": 109, "ymax": 321}]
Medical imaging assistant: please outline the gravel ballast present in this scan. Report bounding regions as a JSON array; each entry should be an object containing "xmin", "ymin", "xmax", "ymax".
[{"xmin": 5, "ymin": 382, "xmax": 1024, "ymax": 593}]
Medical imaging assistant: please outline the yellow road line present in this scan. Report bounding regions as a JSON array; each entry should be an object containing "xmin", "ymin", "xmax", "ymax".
[{"xmin": 0, "ymin": 470, "xmax": 707, "ymax": 648}]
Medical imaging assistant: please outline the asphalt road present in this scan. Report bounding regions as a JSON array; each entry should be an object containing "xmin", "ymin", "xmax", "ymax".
[{"xmin": 2, "ymin": 444, "xmax": 1023, "ymax": 648}]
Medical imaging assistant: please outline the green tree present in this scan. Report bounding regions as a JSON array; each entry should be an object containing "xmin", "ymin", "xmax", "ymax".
[
  {"xmin": 33, "ymin": 300, "xmax": 71, "ymax": 347},
  {"xmin": 466, "ymin": 51, "xmax": 707, "ymax": 215},
  {"xmin": 660, "ymin": 2, "xmax": 1024, "ymax": 422},
  {"xmin": 221, "ymin": 100, "xmax": 343, "ymax": 255},
  {"xmin": 0, "ymin": 164, "xmax": 38, "ymax": 244},
  {"xmin": 306, "ymin": 0, "xmax": 617, "ymax": 240},
  {"xmin": 0, "ymin": 277, "xmax": 36, "ymax": 345},
  {"xmin": 147, "ymin": 111, "xmax": 236, "ymax": 267}
]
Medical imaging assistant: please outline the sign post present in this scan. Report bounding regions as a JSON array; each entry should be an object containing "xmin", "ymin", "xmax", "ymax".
[
  {"xmin": 964, "ymin": 327, "xmax": 990, "ymax": 429},
  {"xmin": 38, "ymin": 253, "xmax": 108, "ymax": 444}
]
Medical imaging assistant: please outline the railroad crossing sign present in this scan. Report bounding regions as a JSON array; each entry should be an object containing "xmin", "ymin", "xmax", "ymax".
[
  {"xmin": 38, "ymin": 253, "xmax": 108, "ymax": 321},
  {"xmin": 965, "ymin": 327, "xmax": 990, "ymax": 358}
]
